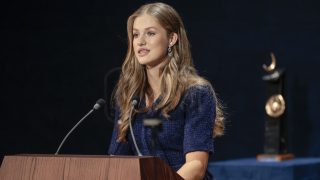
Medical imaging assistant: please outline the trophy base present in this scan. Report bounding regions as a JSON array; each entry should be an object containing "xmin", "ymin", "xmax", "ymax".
[{"xmin": 257, "ymin": 153, "xmax": 295, "ymax": 162}]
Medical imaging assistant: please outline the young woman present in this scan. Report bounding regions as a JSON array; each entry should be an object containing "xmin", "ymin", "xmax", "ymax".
[{"xmin": 108, "ymin": 2, "xmax": 224, "ymax": 180}]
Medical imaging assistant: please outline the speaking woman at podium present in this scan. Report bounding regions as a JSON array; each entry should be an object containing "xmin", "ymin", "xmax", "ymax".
[{"xmin": 108, "ymin": 2, "xmax": 224, "ymax": 180}]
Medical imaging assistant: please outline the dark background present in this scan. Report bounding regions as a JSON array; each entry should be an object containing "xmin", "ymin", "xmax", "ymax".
[{"xmin": 1, "ymin": 0, "xmax": 320, "ymax": 163}]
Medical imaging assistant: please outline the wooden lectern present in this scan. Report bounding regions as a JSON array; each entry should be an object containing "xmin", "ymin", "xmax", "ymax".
[{"xmin": 0, "ymin": 154, "xmax": 183, "ymax": 180}]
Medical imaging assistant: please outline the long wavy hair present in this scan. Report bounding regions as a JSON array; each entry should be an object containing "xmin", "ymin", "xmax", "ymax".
[{"xmin": 114, "ymin": 2, "xmax": 224, "ymax": 142}]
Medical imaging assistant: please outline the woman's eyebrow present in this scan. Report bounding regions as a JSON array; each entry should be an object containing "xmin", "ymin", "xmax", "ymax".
[{"xmin": 133, "ymin": 26, "xmax": 158, "ymax": 31}]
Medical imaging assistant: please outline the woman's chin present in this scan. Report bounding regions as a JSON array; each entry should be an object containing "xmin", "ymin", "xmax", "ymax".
[{"xmin": 137, "ymin": 57, "xmax": 167, "ymax": 69}]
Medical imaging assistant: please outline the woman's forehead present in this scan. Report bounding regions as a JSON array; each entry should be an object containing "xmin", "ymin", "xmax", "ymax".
[{"xmin": 133, "ymin": 14, "xmax": 163, "ymax": 31}]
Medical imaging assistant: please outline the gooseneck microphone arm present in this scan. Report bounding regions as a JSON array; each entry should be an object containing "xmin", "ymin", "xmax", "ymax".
[
  {"xmin": 54, "ymin": 98, "xmax": 106, "ymax": 155},
  {"xmin": 129, "ymin": 98, "xmax": 142, "ymax": 156}
]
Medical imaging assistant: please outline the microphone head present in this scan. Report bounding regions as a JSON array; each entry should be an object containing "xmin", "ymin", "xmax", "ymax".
[
  {"xmin": 93, "ymin": 98, "xmax": 106, "ymax": 110},
  {"xmin": 131, "ymin": 96, "xmax": 140, "ymax": 109}
]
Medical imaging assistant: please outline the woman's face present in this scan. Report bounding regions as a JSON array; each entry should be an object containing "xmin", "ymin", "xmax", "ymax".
[{"xmin": 132, "ymin": 14, "xmax": 170, "ymax": 68}]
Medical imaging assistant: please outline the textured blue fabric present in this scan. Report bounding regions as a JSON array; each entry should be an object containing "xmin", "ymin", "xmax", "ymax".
[
  {"xmin": 108, "ymin": 85, "xmax": 216, "ymax": 179},
  {"xmin": 208, "ymin": 158, "xmax": 320, "ymax": 180}
]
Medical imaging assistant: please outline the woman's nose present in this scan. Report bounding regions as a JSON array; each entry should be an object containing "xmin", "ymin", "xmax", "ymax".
[{"xmin": 137, "ymin": 36, "xmax": 146, "ymax": 46}]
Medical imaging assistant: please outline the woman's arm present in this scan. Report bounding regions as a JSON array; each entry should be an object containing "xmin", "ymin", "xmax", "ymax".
[
  {"xmin": 178, "ymin": 85, "xmax": 215, "ymax": 179},
  {"xmin": 177, "ymin": 151, "xmax": 209, "ymax": 180}
]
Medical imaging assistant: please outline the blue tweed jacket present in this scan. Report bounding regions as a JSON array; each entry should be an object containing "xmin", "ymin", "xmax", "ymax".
[{"xmin": 108, "ymin": 85, "xmax": 216, "ymax": 179}]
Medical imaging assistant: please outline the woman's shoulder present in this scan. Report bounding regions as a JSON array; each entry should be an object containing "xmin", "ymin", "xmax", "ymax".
[
  {"xmin": 180, "ymin": 82, "xmax": 216, "ymax": 106},
  {"xmin": 185, "ymin": 82, "xmax": 215, "ymax": 96}
]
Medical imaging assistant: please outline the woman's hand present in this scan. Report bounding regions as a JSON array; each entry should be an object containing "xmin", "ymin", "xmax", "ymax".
[{"xmin": 177, "ymin": 151, "xmax": 209, "ymax": 180}]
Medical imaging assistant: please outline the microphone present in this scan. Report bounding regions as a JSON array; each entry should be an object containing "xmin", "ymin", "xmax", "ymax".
[
  {"xmin": 129, "ymin": 96, "xmax": 142, "ymax": 156},
  {"xmin": 55, "ymin": 98, "xmax": 106, "ymax": 155},
  {"xmin": 131, "ymin": 96, "xmax": 139, "ymax": 109},
  {"xmin": 94, "ymin": 98, "xmax": 106, "ymax": 110}
]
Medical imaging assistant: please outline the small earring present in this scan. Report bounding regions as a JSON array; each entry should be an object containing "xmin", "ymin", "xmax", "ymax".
[{"xmin": 168, "ymin": 46, "xmax": 173, "ymax": 57}]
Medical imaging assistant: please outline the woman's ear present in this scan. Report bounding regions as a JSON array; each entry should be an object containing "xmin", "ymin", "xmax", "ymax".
[{"xmin": 169, "ymin": 33, "xmax": 178, "ymax": 47}]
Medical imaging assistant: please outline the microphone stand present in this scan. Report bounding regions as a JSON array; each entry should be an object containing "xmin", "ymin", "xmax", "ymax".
[
  {"xmin": 55, "ymin": 99, "xmax": 105, "ymax": 155},
  {"xmin": 143, "ymin": 118, "xmax": 162, "ymax": 180},
  {"xmin": 55, "ymin": 109, "xmax": 94, "ymax": 155},
  {"xmin": 143, "ymin": 118, "xmax": 162, "ymax": 155}
]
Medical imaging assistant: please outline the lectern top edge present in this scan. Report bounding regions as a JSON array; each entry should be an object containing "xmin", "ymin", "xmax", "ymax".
[{"xmin": 9, "ymin": 154, "xmax": 154, "ymax": 159}]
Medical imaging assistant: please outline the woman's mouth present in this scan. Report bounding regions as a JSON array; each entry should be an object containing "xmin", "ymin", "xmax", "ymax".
[{"xmin": 138, "ymin": 48, "xmax": 150, "ymax": 57}]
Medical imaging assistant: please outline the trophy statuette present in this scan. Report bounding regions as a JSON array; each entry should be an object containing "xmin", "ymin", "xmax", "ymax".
[{"xmin": 257, "ymin": 52, "xmax": 294, "ymax": 162}]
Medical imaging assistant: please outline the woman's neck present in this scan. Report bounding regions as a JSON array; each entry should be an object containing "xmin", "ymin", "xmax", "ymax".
[{"xmin": 145, "ymin": 62, "xmax": 164, "ymax": 105}]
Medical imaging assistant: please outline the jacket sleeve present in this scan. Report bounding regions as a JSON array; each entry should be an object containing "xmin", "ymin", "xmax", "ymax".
[{"xmin": 183, "ymin": 85, "xmax": 216, "ymax": 155}]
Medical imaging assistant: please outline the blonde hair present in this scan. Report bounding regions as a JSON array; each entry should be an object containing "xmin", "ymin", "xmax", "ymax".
[{"xmin": 114, "ymin": 2, "xmax": 224, "ymax": 142}]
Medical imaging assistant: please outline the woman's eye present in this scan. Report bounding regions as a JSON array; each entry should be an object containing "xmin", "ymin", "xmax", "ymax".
[
  {"xmin": 147, "ymin": 32, "xmax": 156, "ymax": 36},
  {"xmin": 133, "ymin": 33, "xmax": 139, "ymax": 38}
]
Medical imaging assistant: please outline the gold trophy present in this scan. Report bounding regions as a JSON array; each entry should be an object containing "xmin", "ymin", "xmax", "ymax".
[{"xmin": 257, "ymin": 52, "xmax": 294, "ymax": 161}]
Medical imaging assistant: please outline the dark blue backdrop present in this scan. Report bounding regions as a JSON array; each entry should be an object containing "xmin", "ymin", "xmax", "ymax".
[{"xmin": 1, "ymin": 0, "xmax": 320, "ymax": 163}]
